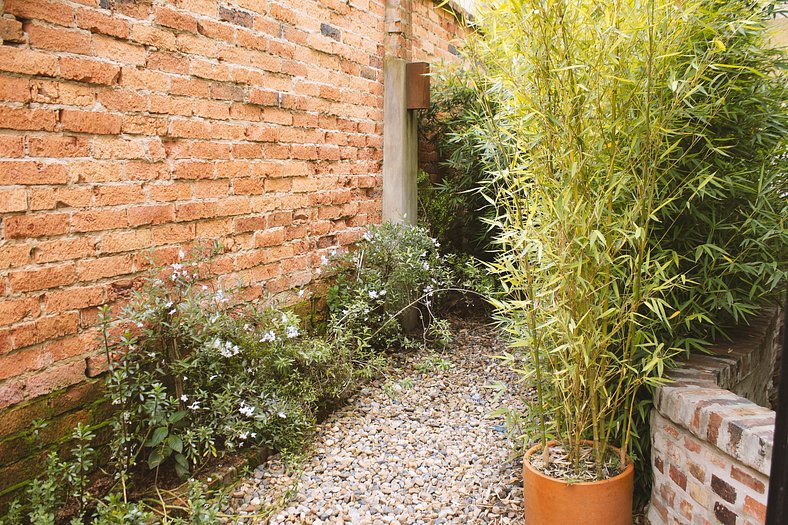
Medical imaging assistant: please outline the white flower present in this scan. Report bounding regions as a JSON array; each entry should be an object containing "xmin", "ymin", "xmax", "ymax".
[
  {"xmin": 379, "ymin": 289, "xmax": 386, "ymax": 296},
  {"xmin": 260, "ymin": 330, "xmax": 276, "ymax": 343},
  {"xmin": 363, "ymin": 231, "xmax": 373, "ymax": 241},
  {"xmin": 188, "ymin": 401, "xmax": 201, "ymax": 410},
  {"xmin": 180, "ymin": 394, "xmax": 188, "ymax": 402},
  {"xmin": 368, "ymin": 290, "xmax": 379, "ymax": 299},
  {"xmin": 239, "ymin": 403, "xmax": 255, "ymax": 417},
  {"xmin": 277, "ymin": 411, "xmax": 287, "ymax": 418},
  {"xmin": 298, "ymin": 289, "xmax": 305, "ymax": 297},
  {"xmin": 250, "ymin": 432, "xmax": 257, "ymax": 438},
  {"xmin": 165, "ymin": 301, "xmax": 173, "ymax": 308},
  {"xmin": 238, "ymin": 432, "xmax": 248, "ymax": 441},
  {"xmin": 281, "ymin": 313, "xmax": 288, "ymax": 324},
  {"xmin": 286, "ymin": 325, "xmax": 299, "ymax": 338},
  {"xmin": 178, "ymin": 249, "xmax": 186, "ymax": 260},
  {"xmin": 321, "ymin": 255, "xmax": 329, "ymax": 266},
  {"xmin": 423, "ymin": 261, "xmax": 430, "ymax": 271},
  {"xmin": 172, "ymin": 263, "xmax": 183, "ymax": 271},
  {"xmin": 202, "ymin": 285, "xmax": 208, "ymax": 291}
]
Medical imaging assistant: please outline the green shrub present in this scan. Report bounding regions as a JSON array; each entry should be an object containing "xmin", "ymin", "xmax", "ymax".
[
  {"xmin": 326, "ymin": 223, "xmax": 454, "ymax": 351},
  {"xmin": 418, "ymin": 68, "xmax": 502, "ymax": 259},
  {"xmin": 104, "ymin": 245, "xmax": 373, "ymax": 479}
]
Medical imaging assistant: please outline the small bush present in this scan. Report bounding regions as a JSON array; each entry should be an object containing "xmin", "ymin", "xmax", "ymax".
[
  {"xmin": 326, "ymin": 223, "xmax": 453, "ymax": 351},
  {"xmin": 104, "ymin": 245, "xmax": 373, "ymax": 479}
]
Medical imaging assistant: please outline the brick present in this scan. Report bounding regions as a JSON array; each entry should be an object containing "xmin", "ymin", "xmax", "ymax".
[
  {"xmin": 123, "ymin": 115, "xmax": 169, "ymax": 135},
  {"xmin": 713, "ymin": 502, "xmax": 737, "ymax": 525},
  {"xmin": 0, "ymin": 106, "xmax": 58, "ymax": 132},
  {"xmin": 150, "ymin": 93, "xmax": 193, "ymax": 116},
  {"xmin": 146, "ymin": 50, "xmax": 189, "ymax": 75},
  {"xmin": 0, "ymin": 75, "xmax": 30, "ymax": 102},
  {"xmin": 60, "ymin": 110, "xmax": 122, "ymax": 135},
  {"xmin": 44, "ymin": 286, "xmax": 104, "ymax": 314},
  {"xmin": 30, "ymin": 187, "xmax": 92, "ymax": 210},
  {"xmin": 0, "ymin": 189, "xmax": 27, "ymax": 213},
  {"xmin": 0, "ymin": 17, "xmax": 24, "ymax": 42},
  {"xmin": 10, "ymin": 312, "xmax": 80, "ymax": 351},
  {"xmin": 171, "ymin": 77, "xmax": 210, "ymax": 97},
  {"xmin": 130, "ymin": 24, "xmax": 177, "ymax": 50},
  {"xmin": 149, "ymin": 182, "xmax": 190, "ymax": 202},
  {"xmin": 0, "ymin": 243, "xmax": 32, "ymax": 270},
  {"xmin": 72, "ymin": 209, "xmax": 128, "ymax": 232},
  {"xmin": 5, "ymin": 0, "xmax": 74, "ymax": 27},
  {"xmin": 194, "ymin": 179, "xmax": 230, "ymax": 198},
  {"xmin": 176, "ymin": 201, "xmax": 217, "ymax": 221},
  {"xmin": 154, "ymin": 6, "xmax": 198, "ymax": 33},
  {"xmin": 93, "ymin": 137, "xmax": 146, "ymax": 159},
  {"xmin": 28, "ymin": 136, "xmax": 91, "ymax": 158},
  {"xmin": 76, "ymin": 8, "xmax": 129, "ymax": 39},
  {"xmin": 195, "ymin": 99, "xmax": 231, "ymax": 120},
  {"xmin": 173, "ymin": 160, "xmax": 214, "ymax": 179},
  {"xmin": 0, "ymin": 161, "xmax": 69, "ymax": 186},
  {"xmin": 711, "ymin": 474, "xmax": 737, "ymax": 504},
  {"xmin": 59, "ymin": 57, "xmax": 121, "ymax": 85},
  {"xmin": 219, "ymin": 6, "xmax": 253, "ymax": 28},
  {"xmin": 124, "ymin": 161, "xmax": 169, "ymax": 181},
  {"xmin": 152, "ymin": 222, "xmax": 195, "ymax": 244},
  {"xmin": 26, "ymin": 23, "xmax": 91, "ymax": 54},
  {"xmin": 731, "ymin": 466, "xmax": 766, "ymax": 494},
  {"xmin": 255, "ymin": 228, "xmax": 286, "ymax": 247},
  {"xmin": 5, "ymin": 213, "xmax": 69, "ymax": 239},
  {"xmin": 77, "ymin": 254, "xmax": 134, "ymax": 281},
  {"xmin": 128, "ymin": 204, "xmax": 175, "ymax": 226},
  {"xmin": 169, "ymin": 119, "xmax": 211, "ymax": 139},
  {"xmin": 0, "ymin": 45, "xmax": 60, "ymax": 76},
  {"xmin": 0, "ymin": 135, "xmax": 23, "ymax": 158},
  {"xmin": 34, "ymin": 238, "xmax": 97, "ymax": 263},
  {"xmin": 0, "ymin": 298, "xmax": 39, "ymax": 326},
  {"xmin": 24, "ymin": 361, "xmax": 88, "ymax": 401},
  {"xmin": 97, "ymin": 89, "xmax": 147, "ymax": 112},
  {"xmin": 743, "ymin": 495, "xmax": 766, "ymax": 522},
  {"xmin": 93, "ymin": 184, "xmax": 145, "ymax": 206},
  {"xmin": 9, "ymin": 264, "xmax": 77, "ymax": 293},
  {"xmin": 69, "ymin": 160, "xmax": 121, "ymax": 183},
  {"xmin": 100, "ymin": 229, "xmax": 153, "ymax": 254}
]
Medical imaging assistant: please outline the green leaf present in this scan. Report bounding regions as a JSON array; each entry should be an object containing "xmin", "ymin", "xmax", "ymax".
[
  {"xmin": 147, "ymin": 449, "xmax": 164, "ymax": 469},
  {"xmin": 147, "ymin": 426, "xmax": 168, "ymax": 448},
  {"xmin": 167, "ymin": 434, "xmax": 183, "ymax": 453},
  {"xmin": 168, "ymin": 410, "xmax": 188, "ymax": 424}
]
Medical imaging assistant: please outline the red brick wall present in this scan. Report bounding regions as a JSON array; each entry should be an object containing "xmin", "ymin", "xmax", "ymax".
[{"xmin": 0, "ymin": 0, "xmax": 467, "ymax": 498}]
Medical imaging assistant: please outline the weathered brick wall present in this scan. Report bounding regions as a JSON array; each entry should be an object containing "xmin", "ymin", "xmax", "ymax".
[
  {"xmin": 648, "ymin": 310, "xmax": 783, "ymax": 525},
  {"xmin": 0, "ymin": 0, "xmax": 468, "ymax": 499}
]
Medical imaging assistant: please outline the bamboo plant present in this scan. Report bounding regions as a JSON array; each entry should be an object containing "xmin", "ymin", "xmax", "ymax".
[{"xmin": 463, "ymin": 0, "xmax": 787, "ymax": 480}]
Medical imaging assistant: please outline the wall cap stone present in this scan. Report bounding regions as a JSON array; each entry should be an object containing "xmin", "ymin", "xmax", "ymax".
[{"xmin": 653, "ymin": 308, "xmax": 781, "ymax": 476}]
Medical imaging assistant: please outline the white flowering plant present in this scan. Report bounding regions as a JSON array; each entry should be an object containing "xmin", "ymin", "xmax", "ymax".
[
  {"xmin": 326, "ymin": 223, "xmax": 454, "ymax": 351},
  {"xmin": 103, "ymin": 244, "xmax": 368, "ymax": 479}
]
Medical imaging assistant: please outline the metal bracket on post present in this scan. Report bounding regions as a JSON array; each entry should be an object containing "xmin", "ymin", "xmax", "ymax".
[{"xmin": 406, "ymin": 62, "xmax": 430, "ymax": 110}]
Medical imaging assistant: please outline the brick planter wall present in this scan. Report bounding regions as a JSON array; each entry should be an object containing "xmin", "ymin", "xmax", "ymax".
[
  {"xmin": 648, "ymin": 309, "xmax": 783, "ymax": 525},
  {"xmin": 0, "ymin": 0, "xmax": 468, "ymax": 500}
]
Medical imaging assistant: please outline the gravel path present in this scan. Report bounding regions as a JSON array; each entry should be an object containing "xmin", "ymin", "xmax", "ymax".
[{"xmin": 226, "ymin": 318, "xmax": 526, "ymax": 525}]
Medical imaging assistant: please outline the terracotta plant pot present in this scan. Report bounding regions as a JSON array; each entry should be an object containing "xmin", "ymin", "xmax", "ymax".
[{"xmin": 523, "ymin": 440, "xmax": 634, "ymax": 525}]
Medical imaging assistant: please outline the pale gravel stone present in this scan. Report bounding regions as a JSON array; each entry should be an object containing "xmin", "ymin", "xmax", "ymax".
[{"xmin": 226, "ymin": 318, "xmax": 525, "ymax": 524}]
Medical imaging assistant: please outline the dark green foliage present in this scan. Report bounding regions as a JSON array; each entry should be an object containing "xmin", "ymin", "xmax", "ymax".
[
  {"xmin": 417, "ymin": 69, "xmax": 501, "ymax": 259},
  {"xmin": 326, "ymin": 223, "xmax": 453, "ymax": 351}
]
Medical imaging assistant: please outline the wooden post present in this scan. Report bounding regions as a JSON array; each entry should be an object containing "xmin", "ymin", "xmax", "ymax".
[{"xmin": 382, "ymin": 56, "xmax": 418, "ymax": 225}]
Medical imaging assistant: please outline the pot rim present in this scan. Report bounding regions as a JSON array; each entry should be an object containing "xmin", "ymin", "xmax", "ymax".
[{"xmin": 523, "ymin": 440, "xmax": 634, "ymax": 487}]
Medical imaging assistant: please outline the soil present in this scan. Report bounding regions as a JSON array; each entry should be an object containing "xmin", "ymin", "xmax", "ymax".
[{"xmin": 528, "ymin": 442, "xmax": 625, "ymax": 483}]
